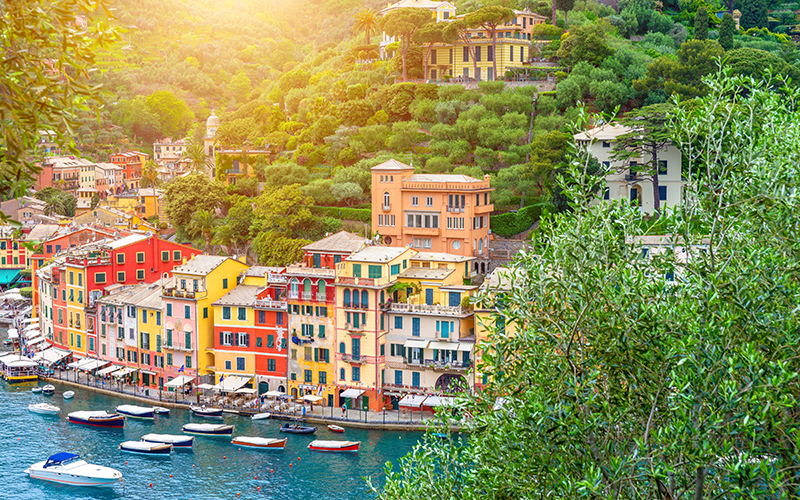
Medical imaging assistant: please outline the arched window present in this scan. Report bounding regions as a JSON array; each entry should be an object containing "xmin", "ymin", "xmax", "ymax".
[
  {"xmin": 303, "ymin": 278, "xmax": 312, "ymax": 297},
  {"xmin": 361, "ymin": 290, "xmax": 369, "ymax": 309},
  {"xmin": 340, "ymin": 368, "xmax": 345, "ymax": 380},
  {"xmin": 290, "ymin": 278, "xmax": 298, "ymax": 297},
  {"xmin": 479, "ymin": 239, "xmax": 483, "ymax": 252},
  {"xmin": 339, "ymin": 342, "xmax": 346, "ymax": 353},
  {"xmin": 352, "ymin": 289, "xmax": 360, "ymax": 308},
  {"xmin": 344, "ymin": 289, "xmax": 351, "ymax": 307},
  {"xmin": 317, "ymin": 280, "xmax": 326, "ymax": 299},
  {"xmin": 383, "ymin": 192, "xmax": 390, "ymax": 207}
]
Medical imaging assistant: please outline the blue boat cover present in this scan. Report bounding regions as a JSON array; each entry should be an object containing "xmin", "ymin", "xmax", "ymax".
[{"xmin": 44, "ymin": 452, "xmax": 79, "ymax": 468}]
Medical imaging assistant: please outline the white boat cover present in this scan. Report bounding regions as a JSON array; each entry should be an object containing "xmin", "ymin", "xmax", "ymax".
[
  {"xmin": 96, "ymin": 364, "xmax": 123, "ymax": 376},
  {"xmin": 164, "ymin": 375, "xmax": 194, "ymax": 388},
  {"xmin": 308, "ymin": 440, "xmax": 359, "ymax": 449},
  {"xmin": 69, "ymin": 410, "xmax": 116, "ymax": 419},
  {"xmin": 212, "ymin": 375, "xmax": 251, "ymax": 393},
  {"xmin": 183, "ymin": 423, "xmax": 231, "ymax": 432},
  {"xmin": 233, "ymin": 436, "xmax": 284, "ymax": 447},
  {"xmin": 339, "ymin": 388, "xmax": 365, "ymax": 399},
  {"xmin": 119, "ymin": 441, "xmax": 170, "ymax": 452},
  {"xmin": 116, "ymin": 405, "xmax": 154, "ymax": 415},
  {"xmin": 399, "ymin": 394, "xmax": 428, "ymax": 408},
  {"xmin": 141, "ymin": 434, "xmax": 193, "ymax": 444}
]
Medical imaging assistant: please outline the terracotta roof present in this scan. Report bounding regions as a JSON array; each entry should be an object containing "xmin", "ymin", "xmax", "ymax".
[
  {"xmin": 405, "ymin": 173, "xmax": 483, "ymax": 183},
  {"xmin": 347, "ymin": 245, "xmax": 409, "ymax": 263},
  {"xmin": 573, "ymin": 123, "xmax": 634, "ymax": 142},
  {"xmin": 370, "ymin": 159, "xmax": 414, "ymax": 171},
  {"xmin": 398, "ymin": 267, "xmax": 453, "ymax": 280},
  {"xmin": 412, "ymin": 251, "xmax": 474, "ymax": 263},
  {"xmin": 172, "ymin": 255, "xmax": 231, "ymax": 276},
  {"xmin": 212, "ymin": 284, "xmax": 263, "ymax": 307},
  {"xmin": 302, "ymin": 231, "xmax": 367, "ymax": 254}
]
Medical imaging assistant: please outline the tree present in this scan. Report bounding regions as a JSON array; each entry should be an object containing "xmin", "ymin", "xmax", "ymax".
[
  {"xmin": 378, "ymin": 71, "xmax": 800, "ymax": 500},
  {"xmin": 145, "ymin": 91, "xmax": 194, "ymax": 139},
  {"xmin": 330, "ymin": 182, "xmax": 364, "ymax": 207},
  {"xmin": 0, "ymin": 0, "xmax": 116, "ymax": 210},
  {"xmin": 353, "ymin": 9, "xmax": 379, "ymax": 45},
  {"xmin": 414, "ymin": 23, "xmax": 453, "ymax": 82},
  {"xmin": 719, "ymin": 12, "xmax": 735, "ymax": 50},
  {"xmin": 381, "ymin": 8, "xmax": 434, "ymax": 81},
  {"xmin": 465, "ymin": 6, "xmax": 516, "ymax": 81},
  {"xmin": 252, "ymin": 184, "xmax": 315, "ymax": 239},
  {"xmin": 183, "ymin": 143, "xmax": 214, "ymax": 177},
  {"xmin": 633, "ymin": 40, "xmax": 725, "ymax": 99},
  {"xmin": 163, "ymin": 173, "xmax": 225, "ymax": 230},
  {"xmin": 187, "ymin": 209, "xmax": 219, "ymax": 251},
  {"xmin": 611, "ymin": 103, "xmax": 675, "ymax": 217},
  {"xmin": 141, "ymin": 160, "xmax": 159, "ymax": 189},
  {"xmin": 740, "ymin": 0, "xmax": 767, "ymax": 30},
  {"xmin": 556, "ymin": 22, "xmax": 615, "ymax": 68},
  {"xmin": 445, "ymin": 20, "xmax": 481, "ymax": 84},
  {"xmin": 35, "ymin": 187, "xmax": 77, "ymax": 217},
  {"xmin": 694, "ymin": 7, "xmax": 708, "ymax": 40},
  {"xmin": 252, "ymin": 231, "xmax": 309, "ymax": 266}
]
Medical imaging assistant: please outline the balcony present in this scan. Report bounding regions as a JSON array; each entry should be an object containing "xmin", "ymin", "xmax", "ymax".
[
  {"xmin": 268, "ymin": 273, "xmax": 287, "ymax": 283},
  {"xmin": 390, "ymin": 303, "xmax": 468, "ymax": 316},
  {"xmin": 382, "ymin": 204, "xmax": 391, "ymax": 211},
  {"xmin": 164, "ymin": 343, "xmax": 193, "ymax": 352},
  {"xmin": 447, "ymin": 206, "xmax": 465, "ymax": 213},
  {"xmin": 336, "ymin": 277, "xmax": 376, "ymax": 287},
  {"xmin": 316, "ymin": 293, "xmax": 327, "ymax": 302},
  {"xmin": 302, "ymin": 291, "xmax": 313, "ymax": 300},
  {"xmin": 254, "ymin": 298, "xmax": 288, "ymax": 310},
  {"xmin": 345, "ymin": 323, "xmax": 365, "ymax": 333},
  {"xmin": 336, "ymin": 352, "xmax": 384, "ymax": 364},
  {"xmin": 162, "ymin": 288, "xmax": 207, "ymax": 300},
  {"xmin": 287, "ymin": 292, "xmax": 299, "ymax": 300},
  {"xmin": 388, "ymin": 359, "xmax": 472, "ymax": 371}
]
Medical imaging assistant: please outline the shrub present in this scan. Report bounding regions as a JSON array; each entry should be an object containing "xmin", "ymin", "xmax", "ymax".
[
  {"xmin": 490, "ymin": 204, "xmax": 544, "ymax": 237},
  {"xmin": 309, "ymin": 206, "xmax": 371, "ymax": 223}
]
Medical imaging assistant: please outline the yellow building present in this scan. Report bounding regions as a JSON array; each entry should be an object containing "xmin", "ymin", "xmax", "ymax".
[
  {"xmin": 64, "ymin": 263, "xmax": 87, "ymax": 355},
  {"xmin": 211, "ymin": 284, "xmax": 259, "ymax": 388},
  {"xmin": 72, "ymin": 206, "xmax": 154, "ymax": 232},
  {"xmin": 135, "ymin": 284, "xmax": 166, "ymax": 388},
  {"xmin": 473, "ymin": 266, "xmax": 519, "ymax": 389},
  {"xmin": 137, "ymin": 188, "xmax": 165, "ymax": 222}
]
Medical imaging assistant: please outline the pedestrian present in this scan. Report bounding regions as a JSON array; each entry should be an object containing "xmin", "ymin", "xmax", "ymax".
[{"xmin": 341, "ymin": 405, "xmax": 346, "ymax": 416}]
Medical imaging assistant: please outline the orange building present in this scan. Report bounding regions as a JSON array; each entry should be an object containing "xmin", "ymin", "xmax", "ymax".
[
  {"xmin": 110, "ymin": 151, "xmax": 148, "ymax": 190},
  {"xmin": 370, "ymin": 159, "xmax": 493, "ymax": 261}
]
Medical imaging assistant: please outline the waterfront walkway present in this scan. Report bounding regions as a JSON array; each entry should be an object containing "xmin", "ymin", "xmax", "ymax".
[{"xmin": 45, "ymin": 369, "xmax": 454, "ymax": 431}]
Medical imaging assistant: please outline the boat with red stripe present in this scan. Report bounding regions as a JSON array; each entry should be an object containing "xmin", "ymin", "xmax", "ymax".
[
  {"xmin": 68, "ymin": 410, "xmax": 125, "ymax": 428},
  {"xmin": 308, "ymin": 440, "xmax": 360, "ymax": 452}
]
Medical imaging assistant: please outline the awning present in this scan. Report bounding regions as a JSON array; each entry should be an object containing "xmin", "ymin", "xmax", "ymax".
[
  {"xmin": 399, "ymin": 394, "xmax": 428, "ymax": 408},
  {"xmin": 457, "ymin": 343, "xmax": 473, "ymax": 352},
  {"xmin": 23, "ymin": 323, "xmax": 39, "ymax": 331},
  {"xmin": 96, "ymin": 364, "xmax": 122, "ymax": 376},
  {"xmin": 213, "ymin": 375, "xmax": 252, "ymax": 393},
  {"xmin": 113, "ymin": 367, "xmax": 136, "ymax": 378},
  {"xmin": 235, "ymin": 387, "xmax": 257, "ymax": 395},
  {"xmin": 339, "ymin": 388, "xmax": 364, "ymax": 399},
  {"xmin": 423, "ymin": 395, "xmax": 455, "ymax": 407},
  {"xmin": 0, "ymin": 269, "xmax": 21, "ymax": 285},
  {"xmin": 197, "ymin": 383, "xmax": 214, "ymax": 390},
  {"xmin": 140, "ymin": 369, "xmax": 157, "ymax": 376},
  {"xmin": 404, "ymin": 339, "xmax": 430, "ymax": 349},
  {"xmin": 303, "ymin": 395, "xmax": 323, "ymax": 402},
  {"xmin": 66, "ymin": 360, "xmax": 83, "ymax": 369},
  {"xmin": 24, "ymin": 329, "xmax": 41, "ymax": 339},
  {"xmin": 26, "ymin": 335, "xmax": 45, "ymax": 345},
  {"xmin": 262, "ymin": 390, "xmax": 284, "ymax": 397},
  {"xmin": 0, "ymin": 354, "xmax": 27, "ymax": 364},
  {"xmin": 81, "ymin": 359, "xmax": 110, "ymax": 372},
  {"xmin": 428, "ymin": 341, "xmax": 458, "ymax": 350},
  {"xmin": 7, "ymin": 359, "xmax": 38, "ymax": 368},
  {"xmin": 39, "ymin": 348, "xmax": 70, "ymax": 366},
  {"xmin": 21, "ymin": 317, "xmax": 38, "ymax": 324},
  {"xmin": 164, "ymin": 375, "xmax": 194, "ymax": 388}
]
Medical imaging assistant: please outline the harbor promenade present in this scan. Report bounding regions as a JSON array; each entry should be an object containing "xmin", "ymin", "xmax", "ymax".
[{"xmin": 44, "ymin": 369, "xmax": 459, "ymax": 432}]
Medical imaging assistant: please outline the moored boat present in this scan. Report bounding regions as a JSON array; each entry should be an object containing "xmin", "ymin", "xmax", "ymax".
[
  {"xmin": 63, "ymin": 391, "xmax": 75, "ymax": 399},
  {"xmin": 182, "ymin": 423, "xmax": 233, "ymax": 436},
  {"xmin": 251, "ymin": 412, "xmax": 271, "ymax": 420},
  {"xmin": 28, "ymin": 402, "xmax": 60, "ymax": 415},
  {"xmin": 68, "ymin": 410, "xmax": 125, "ymax": 428},
  {"xmin": 190, "ymin": 405, "xmax": 223, "ymax": 418},
  {"xmin": 279, "ymin": 423, "xmax": 317, "ymax": 434},
  {"xmin": 119, "ymin": 441, "xmax": 172, "ymax": 456},
  {"xmin": 153, "ymin": 406, "xmax": 170, "ymax": 416},
  {"xmin": 308, "ymin": 440, "xmax": 360, "ymax": 452},
  {"xmin": 42, "ymin": 384, "xmax": 55, "ymax": 395},
  {"xmin": 327, "ymin": 424, "xmax": 345, "ymax": 433},
  {"xmin": 31, "ymin": 386, "xmax": 42, "ymax": 394},
  {"xmin": 24, "ymin": 452, "xmax": 122, "ymax": 487},
  {"xmin": 231, "ymin": 436, "xmax": 287, "ymax": 450},
  {"xmin": 115, "ymin": 404, "xmax": 155, "ymax": 420},
  {"xmin": 140, "ymin": 434, "xmax": 194, "ymax": 449}
]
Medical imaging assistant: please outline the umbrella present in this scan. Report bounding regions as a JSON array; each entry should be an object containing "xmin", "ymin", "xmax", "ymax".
[
  {"xmin": 262, "ymin": 390, "xmax": 284, "ymax": 397},
  {"xmin": 197, "ymin": 383, "xmax": 214, "ymax": 390},
  {"xmin": 303, "ymin": 395, "xmax": 323, "ymax": 403}
]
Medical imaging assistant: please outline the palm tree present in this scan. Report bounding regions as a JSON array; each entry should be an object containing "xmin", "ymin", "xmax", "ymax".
[
  {"xmin": 187, "ymin": 209, "xmax": 219, "ymax": 251},
  {"xmin": 353, "ymin": 9, "xmax": 379, "ymax": 45},
  {"xmin": 141, "ymin": 160, "xmax": 159, "ymax": 188},
  {"xmin": 183, "ymin": 143, "xmax": 214, "ymax": 178}
]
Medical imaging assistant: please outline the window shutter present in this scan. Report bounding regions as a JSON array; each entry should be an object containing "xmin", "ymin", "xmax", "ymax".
[
  {"xmin": 219, "ymin": 332, "xmax": 224, "ymax": 345},
  {"xmin": 245, "ymin": 333, "xmax": 250, "ymax": 347},
  {"xmin": 314, "ymin": 349, "xmax": 319, "ymax": 362}
]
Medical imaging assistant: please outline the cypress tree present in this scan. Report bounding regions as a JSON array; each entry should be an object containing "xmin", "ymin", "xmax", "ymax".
[
  {"xmin": 740, "ymin": 0, "xmax": 767, "ymax": 30},
  {"xmin": 719, "ymin": 12, "xmax": 735, "ymax": 50},
  {"xmin": 694, "ymin": 7, "xmax": 709, "ymax": 40}
]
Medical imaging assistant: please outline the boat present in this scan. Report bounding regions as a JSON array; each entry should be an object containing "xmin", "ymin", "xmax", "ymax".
[
  {"xmin": 327, "ymin": 424, "xmax": 345, "ymax": 433},
  {"xmin": 63, "ymin": 391, "xmax": 75, "ymax": 399},
  {"xmin": 42, "ymin": 384, "xmax": 55, "ymax": 395},
  {"xmin": 24, "ymin": 452, "xmax": 123, "ymax": 487},
  {"xmin": 190, "ymin": 405, "xmax": 223, "ymax": 418},
  {"xmin": 140, "ymin": 434, "xmax": 194, "ymax": 449},
  {"xmin": 251, "ymin": 412, "xmax": 271, "ymax": 420},
  {"xmin": 28, "ymin": 402, "xmax": 60, "ymax": 415},
  {"xmin": 31, "ymin": 386, "xmax": 42, "ymax": 394},
  {"xmin": 153, "ymin": 406, "xmax": 170, "ymax": 416},
  {"xmin": 119, "ymin": 441, "xmax": 172, "ymax": 456},
  {"xmin": 279, "ymin": 423, "xmax": 317, "ymax": 434},
  {"xmin": 115, "ymin": 404, "xmax": 155, "ymax": 420},
  {"xmin": 231, "ymin": 436, "xmax": 287, "ymax": 450},
  {"xmin": 182, "ymin": 423, "xmax": 233, "ymax": 436},
  {"xmin": 68, "ymin": 410, "xmax": 125, "ymax": 428},
  {"xmin": 308, "ymin": 440, "xmax": 360, "ymax": 452}
]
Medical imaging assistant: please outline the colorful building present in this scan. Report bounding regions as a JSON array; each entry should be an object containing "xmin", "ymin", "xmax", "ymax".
[
  {"xmin": 110, "ymin": 151, "xmax": 148, "ymax": 190},
  {"xmin": 473, "ymin": 266, "xmax": 519, "ymax": 389}
]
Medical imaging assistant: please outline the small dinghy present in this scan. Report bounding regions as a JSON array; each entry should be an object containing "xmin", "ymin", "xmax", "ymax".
[
  {"xmin": 42, "ymin": 384, "xmax": 55, "ymax": 395},
  {"xmin": 25, "ymin": 452, "xmax": 122, "ymax": 487},
  {"xmin": 28, "ymin": 402, "xmax": 60, "ymax": 415},
  {"xmin": 116, "ymin": 404, "xmax": 155, "ymax": 420},
  {"xmin": 182, "ymin": 423, "xmax": 233, "ymax": 436},
  {"xmin": 327, "ymin": 424, "xmax": 345, "ymax": 433},
  {"xmin": 190, "ymin": 405, "xmax": 223, "ymax": 418},
  {"xmin": 31, "ymin": 386, "xmax": 43, "ymax": 394},
  {"xmin": 251, "ymin": 412, "xmax": 271, "ymax": 420},
  {"xmin": 280, "ymin": 423, "xmax": 317, "ymax": 434},
  {"xmin": 153, "ymin": 406, "xmax": 170, "ymax": 416},
  {"xmin": 62, "ymin": 391, "xmax": 75, "ymax": 399},
  {"xmin": 232, "ymin": 436, "xmax": 287, "ymax": 450},
  {"xmin": 308, "ymin": 440, "xmax": 360, "ymax": 452},
  {"xmin": 141, "ymin": 434, "xmax": 194, "ymax": 449},
  {"xmin": 119, "ymin": 441, "xmax": 172, "ymax": 456},
  {"xmin": 68, "ymin": 410, "xmax": 125, "ymax": 428}
]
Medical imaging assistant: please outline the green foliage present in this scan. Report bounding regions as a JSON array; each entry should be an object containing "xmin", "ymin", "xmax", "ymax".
[
  {"xmin": 163, "ymin": 173, "xmax": 225, "ymax": 230},
  {"xmin": 380, "ymin": 8, "xmax": 435, "ymax": 81},
  {"xmin": 633, "ymin": 40, "xmax": 725, "ymax": 98},
  {"xmin": 740, "ymin": 0, "xmax": 768, "ymax": 29},
  {"xmin": 19, "ymin": 288, "xmax": 33, "ymax": 299},
  {"xmin": 489, "ymin": 204, "xmax": 544, "ymax": 237},
  {"xmin": 35, "ymin": 187, "xmax": 77, "ymax": 217},
  {"xmin": 309, "ymin": 206, "xmax": 371, "ymax": 223},
  {"xmin": 694, "ymin": 7, "xmax": 709, "ymax": 40},
  {"xmin": 145, "ymin": 91, "xmax": 195, "ymax": 139},
  {"xmin": 557, "ymin": 21, "xmax": 615, "ymax": 68}
]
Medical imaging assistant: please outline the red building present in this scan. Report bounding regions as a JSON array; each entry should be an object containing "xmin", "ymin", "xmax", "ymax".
[{"xmin": 110, "ymin": 151, "xmax": 148, "ymax": 190}]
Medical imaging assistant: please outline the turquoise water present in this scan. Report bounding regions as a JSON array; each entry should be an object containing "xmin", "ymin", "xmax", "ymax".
[{"xmin": 0, "ymin": 381, "xmax": 421, "ymax": 499}]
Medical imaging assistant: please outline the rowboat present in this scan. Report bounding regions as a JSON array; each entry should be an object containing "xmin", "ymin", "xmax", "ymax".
[
  {"xmin": 251, "ymin": 412, "xmax": 271, "ymax": 420},
  {"xmin": 182, "ymin": 423, "xmax": 234, "ymax": 436},
  {"xmin": 63, "ymin": 391, "xmax": 75, "ymax": 399},
  {"xmin": 308, "ymin": 440, "xmax": 360, "ymax": 452},
  {"xmin": 119, "ymin": 441, "xmax": 172, "ymax": 456},
  {"xmin": 231, "ymin": 436, "xmax": 287, "ymax": 450},
  {"xmin": 28, "ymin": 402, "xmax": 60, "ymax": 415},
  {"xmin": 68, "ymin": 410, "xmax": 125, "ymax": 428},
  {"xmin": 140, "ymin": 434, "xmax": 194, "ymax": 449},
  {"xmin": 279, "ymin": 423, "xmax": 316, "ymax": 434},
  {"xmin": 116, "ymin": 404, "xmax": 155, "ymax": 420},
  {"xmin": 153, "ymin": 406, "xmax": 170, "ymax": 416},
  {"xmin": 190, "ymin": 406, "xmax": 223, "ymax": 418},
  {"xmin": 42, "ymin": 384, "xmax": 55, "ymax": 395},
  {"xmin": 25, "ymin": 453, "xmax": 122, "ymax": 487},
  {"xmin": 327, "ymin": 424, "xmax": 345, "ymax": 433},
  {"xmin": 31, "ymin": 386, "xmax": 42, "ymax": 394}
]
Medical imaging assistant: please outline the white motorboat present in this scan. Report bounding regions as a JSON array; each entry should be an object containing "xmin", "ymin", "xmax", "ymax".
[
  {"xmin": 182, "ymin": 423, "xmax": 233, "ymax": 436},
  {"xmin": 251, "ymin": 412, "xmax": 271, "ymax": 420},
  {"xmin": 115, "ymin": 404, "xmax": 155, "ymax": 419},
  {"xmin": 153, "ymin": 406, "xmax": 170, "ymax": 416},
  {"xmin": 28, "ymin": 402, "xmax": 60, "ymax": 415},
  {"xmin": 232, "ymin": 436, "xmax": 286, "ymax": 450},
  {"xmin": 63, "ymin": 391, "xmax": 75, "ymax": 399},
  {"xmin": 140, "ymin": 434, "xmax": 194, "ymax": 449},
  {"xmin": 31, "ymin": 386, "xmax": 43, "ymax": 394},
  {"xmin": 190, "ymin": 405, "xmax": 223, "ymax": 418},
  {"xmin": 42, "ymin": 384, "xmax": 55, "ymax": 395},
  {"xmin": 119, "ymin": 441, "xmax": 172, "ymax": 456},
  {"xmin": 68, "ymin": 410, "xmax": 125, "ymax": 428},
  {"xmin": 24, "ymin": 452, "xmax": 122, "ymax": 487}
]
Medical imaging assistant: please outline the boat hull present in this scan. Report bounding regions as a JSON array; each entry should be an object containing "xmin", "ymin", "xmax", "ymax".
[
  {"xmin": 63, "ymin": 392, "xmax": 75, "ymax": 399},
  {"xmin": 251, "ymin": 413, "xmax": 271, "ymax": 420},
  {"xmin": 308, "ymin": 441, "xmax": 360, "ymax": 452},
  {"xmin": 26, "ymin": 470, "xmax": 121, "ymax": 487},
  {"xmin": 29, "ymin": 404, "xmax": 60, "ymax": 415},
  {"xmin": 119, "ymin": 442, "xmax": 172, "ymax": 456},
  {"xmin": 182, "ymin": 424, "xmax": 233, "ymax": 436},
  {"xmin": 191, "ymin": 408, "xmax": 223, "ymax": 418},
  {"xmin": 328, "ymin": 425, "xmax": 345, "ymax": 433},
  {"xmin": 116, "ymin": 406, "xmax": 155, "ymax": 420},
  {"xmin": 279, "ymin": 424, "xmax": 316, "ymax": 434},
  {"xmin": 68, "ymin": 415, "xmax": 125, "ymax": 428},
  {"xmin": 232, "ymin": 437, "xmax": 287, "ymax": 450},
  {"xmin": 141, "ymin": 434, "xmax": 194, "ymax": 448}
]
